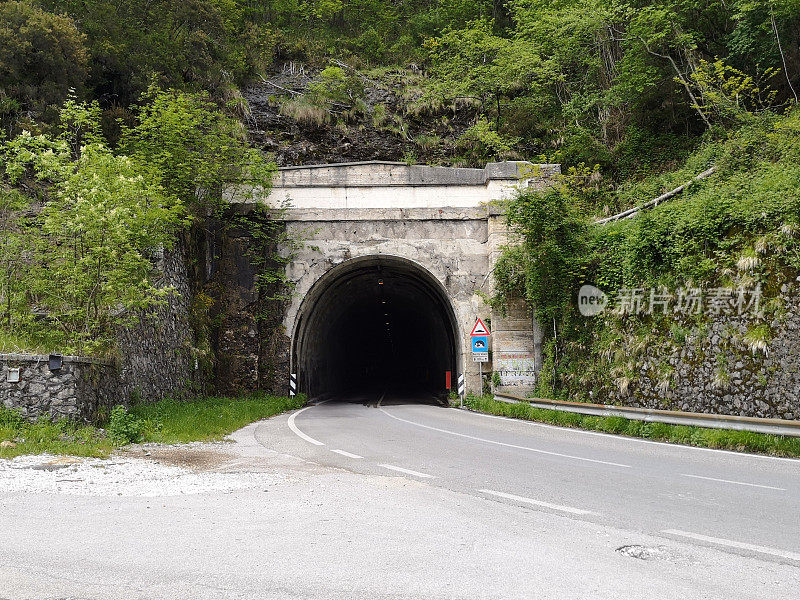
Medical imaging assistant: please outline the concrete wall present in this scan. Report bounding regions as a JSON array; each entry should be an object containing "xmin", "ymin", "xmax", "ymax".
[{"xmin": 231, "ymin": 160, "xmax": 560, "ymax": 211}]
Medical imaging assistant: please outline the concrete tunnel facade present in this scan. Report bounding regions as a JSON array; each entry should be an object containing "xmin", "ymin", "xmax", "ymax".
[{"xmin": 228, "ymin": 160, "xmax": 561, "ymax": 398}]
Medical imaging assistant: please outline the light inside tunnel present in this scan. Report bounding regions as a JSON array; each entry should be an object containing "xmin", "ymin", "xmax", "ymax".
[{"xmin": 293, "ymin": 256, "xmax": 459, "ymax": 399}]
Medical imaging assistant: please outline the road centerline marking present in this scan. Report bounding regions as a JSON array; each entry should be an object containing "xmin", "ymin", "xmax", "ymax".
[
  {"xmin": 661, "ymin": 529, "xmax": 800, "ymax": 562},
  {"xmin": 287, "ymin": 403, "xmax": 326, "ymax": 446},
  {"xmin": 380, "ymin": 464, "xmax": 434, "ymax": 479},
  {"xmin": 680, "ymin": 473, "xmax": 786, "ymax": 491},
  {"xmin": 378, "ymin": 407, "xmax": 631, "ymax": 468},
  {"xmin": 331, "ymin": 449, "xmax": 363, "ymax": 459},
  {"xmin": 479, "ymin": 488, "xmax": 597, "ymax": 516}
]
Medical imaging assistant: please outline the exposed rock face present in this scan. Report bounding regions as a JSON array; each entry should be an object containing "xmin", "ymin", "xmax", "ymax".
[{"xmin": 243, "ymin": 66, "xmax": 479, "ymax": 167}]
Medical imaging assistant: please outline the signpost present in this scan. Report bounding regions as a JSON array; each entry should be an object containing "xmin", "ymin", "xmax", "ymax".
[{"xmin": 470, "ymin": 318, "xmax": 490, "ymax": 401}]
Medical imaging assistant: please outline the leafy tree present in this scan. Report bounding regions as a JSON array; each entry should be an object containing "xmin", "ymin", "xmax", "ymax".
[
  {"xmin": 0, "ymin": 187, "xmax": 28, "ymax": 327},
  {"xmin": 0, "ymin": 1, "xmax": 88, "ymax": 130},
  {"xmin": 0, "ymin": 88, "xmax": 277, "ymax": 354},
  {"xmin": 40, "ymin": 0, "xmax": 246, "ymax": 106},
  {"xmin": 0, "ymin": 101, "xmax": 185, "ymax": 352},
  {"xmin": 426, "ymin": 19, "xmax": 522, "ymax": 125},
  {"xmin": 496, "ymin": 174, "xmax": 591, "ymax": 326},
  {"xmin": 456, "ymin": 118, "xmax": 520, "ymax": 162},
  {"xmin": 121, "ymin": 86, "xmax": 276, "ymax": 216}
]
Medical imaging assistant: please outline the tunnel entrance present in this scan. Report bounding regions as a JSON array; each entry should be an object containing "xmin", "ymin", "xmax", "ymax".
[{"xmin": 292, "ymin": 256, "xmax": 460, "ymax": 399}]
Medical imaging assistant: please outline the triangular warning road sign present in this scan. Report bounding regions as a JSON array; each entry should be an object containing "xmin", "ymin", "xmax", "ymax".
[{"xmin": 471, "ymin": 318, "xmax": 490, "ymax": 336}]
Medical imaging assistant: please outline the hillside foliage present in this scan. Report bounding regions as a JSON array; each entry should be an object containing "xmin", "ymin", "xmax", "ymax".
[
  {"xmin": 0, "ymin": 0, "xmax": 799, "ymax": 367},
  {"xmin": 0, "ymin": 1, "xmax": 797, "ymax": 178},
  {"xmin": 496, "ymin": 106, "xmax": 800, "ymax": 398}
]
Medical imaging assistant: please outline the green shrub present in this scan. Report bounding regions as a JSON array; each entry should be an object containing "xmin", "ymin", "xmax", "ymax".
[
  {"xmin": 307, "ymin": 66, "xmax": 364, "ymax": 105},
  {"xmin": 0, "ymin": 405, "xmax": 25, "ymax": 429},
  {"xmin": 456, "ymin": 118, "xmax": 519, "ymax": 163},
  {"xmin": 107, "ymin": 405, "xmax": 145, "ymax": 445}
]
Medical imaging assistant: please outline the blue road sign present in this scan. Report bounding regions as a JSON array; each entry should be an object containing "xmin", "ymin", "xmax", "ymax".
[{"xmin": 472, "ymin": 336, "xmax": 488, "ymax": 353}]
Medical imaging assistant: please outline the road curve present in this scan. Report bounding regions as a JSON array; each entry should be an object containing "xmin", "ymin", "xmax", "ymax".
[{"xmin": 270, "ymin": 389, "xmax": 800, "ymax": 565}]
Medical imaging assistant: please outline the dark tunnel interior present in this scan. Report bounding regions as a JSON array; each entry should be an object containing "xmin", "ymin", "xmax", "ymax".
[{"xmin": 293, "ymin": 257, "xmax": 458, "ymax": 399}]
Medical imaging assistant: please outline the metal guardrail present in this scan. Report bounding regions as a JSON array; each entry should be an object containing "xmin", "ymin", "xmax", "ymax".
[{"xmin": 494, "ymin": 393, "xmax": 800, "ymax": 438}]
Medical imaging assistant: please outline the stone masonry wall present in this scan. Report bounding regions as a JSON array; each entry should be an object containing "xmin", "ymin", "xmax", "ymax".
[
  {"xmin": 1, "ymin": 244, "xmax": 200, "ymax": 422},
  {"xmin": 0, "ymin": 355, "xmax": 117, "ymax": 421},
  {"xmin": 609, "ymin": 285, "xmax": 800, "ymax": 420},
  {"xmin": 114, "ymin": 243, "xmax": 198, "ymax": 404}
]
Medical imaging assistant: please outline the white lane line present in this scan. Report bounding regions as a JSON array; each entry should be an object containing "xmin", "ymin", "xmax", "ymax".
[
  {"xmin": 379, "ymin": 407, "xmax": 631, "ymax": 468},
  {"xmin": 681, "ymin": 473, "xmax": 786, "ymax": 491},
  {"xmin": 380, "ymin": 464, "xmax": 434, "ymax": 479},
  {"xmin": 287, "ymin": 403, "xmax": 325, "ymax": 446},
  {"xmin": 465, "ymin": 407, "xmax": 800, "ymax": 464},
  {"xmin": 479, "ymin": 489, "xmax": 597, "ymax": 516},
  {"xmin": 331, "ymin": 449, "xmax": 363, "ymax": 459},
  {"xmin": 661, "ymin": 529, "xmax": 800, "ymax": 562}
]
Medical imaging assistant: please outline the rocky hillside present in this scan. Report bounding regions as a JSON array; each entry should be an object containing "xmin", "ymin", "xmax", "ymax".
[{"xmin": 243, "ymin": 63, "xmax": 481, "ymax": 166}]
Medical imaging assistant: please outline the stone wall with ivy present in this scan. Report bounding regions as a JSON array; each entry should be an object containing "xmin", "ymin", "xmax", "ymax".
[
  {"xmin": 196, "ymin": 208, "xmax": 293, "ymax": 397},
  {"xmin": 1, "ymin": 245, "xmax": 202, "ymax": 422},
  {"xmin": 602, "ymin": 283, "xmax": 800, "ymax": 421}
]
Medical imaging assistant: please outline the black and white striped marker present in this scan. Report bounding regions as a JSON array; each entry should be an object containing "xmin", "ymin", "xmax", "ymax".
[
  {"xmin": 457, "ymin": 373, "xmax": 465, "ymax": 397},
  {"xmin": 289, "ymin": 373, "xmax": 297, "ymax": 397}
]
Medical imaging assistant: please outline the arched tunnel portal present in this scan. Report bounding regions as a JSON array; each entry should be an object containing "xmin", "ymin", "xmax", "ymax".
[{"xmin": 292, "ymin": 256, "xmax": 460, "ymax": 399}]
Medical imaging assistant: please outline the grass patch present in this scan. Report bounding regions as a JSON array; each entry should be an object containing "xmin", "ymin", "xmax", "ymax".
[
  {"xmin": 461, "ymin": 395, "xmax": 800, "ymax": 458},
  {"xmin": 0, "ymin": 407, "xmax": 113, "ymax": 459},
  {"xmin": 279, "ymin": 96, "xmax": 330, "ymax": 126},
  {"xmin": 130, "ymin": 393, "xmax": 305, "ymax": 444},
  {"xmin": 0, "ymin": 329, "xmax": 68, "ymax": 355},
  {"xmin": 0, "ymin": 392, "xmax": 305, "ymax": 459}
]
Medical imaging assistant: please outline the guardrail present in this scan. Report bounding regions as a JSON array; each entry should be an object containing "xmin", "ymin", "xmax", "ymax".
[{"xmin": 493, "ymin": 392, "xmax": 800, "ymax": 438}]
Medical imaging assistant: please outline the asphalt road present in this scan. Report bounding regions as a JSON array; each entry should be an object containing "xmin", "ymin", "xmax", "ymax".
[
  {"xmin": 2, "ymin": 388, "xmax": 799, "ymax": 599},
  {"xmin": 282, "ymin": 390, "xmax": 800, "ymax": 562}
]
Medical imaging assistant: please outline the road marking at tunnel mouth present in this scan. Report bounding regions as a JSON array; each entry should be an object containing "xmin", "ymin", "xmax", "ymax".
[
  {"xmin": 380, "ymin": 464, "xmax": 435, "ymax": 479},
  {"xmin": 661, "ymin": 529, "xmax": 800, "ymax": 562},
  {"xmin": 331, "ymin": 449, "xmax": 363, "ymax": 459},
  {"xmin": 479, "ymin": 489, "xmax": 597, "ymax": 516},
  {"xmin": 680, "ymin": 474, "xmax": 786, "ymax": 491},
  {"xmin": 287, "ymin": 403, "xmax": 326, "ymax": 446},
  {"xmin": 378, "ymin": 407, "xmax": 632, "ymax": 468}
]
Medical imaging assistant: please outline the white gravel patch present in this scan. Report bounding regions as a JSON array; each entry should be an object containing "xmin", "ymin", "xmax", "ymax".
[{"xmin": 0, "ymin": 453, "xmax": 283, "ymax": 497}]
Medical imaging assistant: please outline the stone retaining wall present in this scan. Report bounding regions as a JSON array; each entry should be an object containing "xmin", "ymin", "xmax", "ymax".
[
  {"xmin": 114, "ymin": 244, "xmax": 198, "ymax": 404},
  {"xmin": 0, "ymin": 355, "xmax": 116, "ymax": 421},
  {"xmin": 0, "ymin": 245, "xmax": 200, "ymax": 422},
  {"xmin": 609, "ymin": 285, "xmax": 800, "ymax": 421}
]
